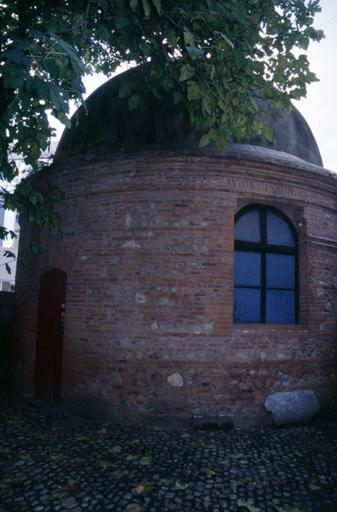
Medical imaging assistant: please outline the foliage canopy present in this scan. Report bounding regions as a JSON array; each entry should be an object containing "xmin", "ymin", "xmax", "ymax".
[{"xmin": 0, "ymin": 0, "xmax": 323, "ymax": 243}]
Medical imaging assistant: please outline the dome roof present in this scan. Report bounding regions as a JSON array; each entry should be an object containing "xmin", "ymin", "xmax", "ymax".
[{"xmin": 56, "ymin": 66, "xmax": 323, "ymax": 167}]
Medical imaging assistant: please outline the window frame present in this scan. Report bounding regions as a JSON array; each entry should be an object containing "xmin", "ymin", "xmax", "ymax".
[{"xmin": 234, "ymin": 204, "xmax": 299, "ymax": 324}]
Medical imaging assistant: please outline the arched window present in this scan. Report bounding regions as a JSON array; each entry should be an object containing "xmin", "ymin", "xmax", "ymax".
[{"xmin": 234, "ymin": 205, "xmax": 298, "ymax": 324}]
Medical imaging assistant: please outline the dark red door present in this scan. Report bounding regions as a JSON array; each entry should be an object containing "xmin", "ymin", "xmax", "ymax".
[{"xmin": 35, "ymin": 269, "xmax": 67, "ymax": 401}]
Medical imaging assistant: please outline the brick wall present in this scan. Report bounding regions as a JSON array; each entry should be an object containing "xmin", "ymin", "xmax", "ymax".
[{"xmin": 15, "ymin": 148, "xmax": 337, "ymax": 426}]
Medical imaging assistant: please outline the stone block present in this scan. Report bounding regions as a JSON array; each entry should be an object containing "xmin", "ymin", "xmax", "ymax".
[
  {"xmin": 265, "ymin": 390, "xmax": 320, "ymax": 425},
  {"xmin": 192, "ymin": 411, "xmax": 233, "ymax": 429}
]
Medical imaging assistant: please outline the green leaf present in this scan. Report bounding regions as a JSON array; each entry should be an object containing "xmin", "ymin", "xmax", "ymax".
[
  {"xmin": 3, "ymin": 73, "xmax": 25, "ymax": 90},
  {"xmin": 152, "ymin": 0, "xmax": 161, "ymax": 14},
  {"xmin": 35, "ymin": 79, "xmax": 51, "ymax": 101},
  {"xmin": 128, "ymin": 94, "xmax": 144, "ymax": 111},
  {"xmin": 187, "ymin": 82, "xmax": 201, "ymax": 101},
  {"xmin": 186, "ymin": 46, "xmax": 204, "ymax": 60},
  {"xmin": 142, "ymin": 42, "xmax": 151, "ymax": 57},
  {"xmin": 222, "ymin": 33, "xmax": 234, "ymax": 49},
  {"xmin": 49, "ymin": 33, "xmax": 86, "ymax": 74},
  {"xmin": 53, "ymin": 111, "xmax": 71, "ymax": 129},
  {"xmin": 199, "ymin": 134, "xmax": 210, "ymax": 147},
  {"xmin": 173, "ymin": 91, "xmax": 183, "ymax": 104},
  {"xmin": 184, "ymin": 28, "xmax": 195, "ymax": 46},
  {"xmin": 201, "ymin": 96, "xmax": 211, "ymax": 115},
  {"xmin": 141, "ymin": 0, "xmax": 151, "ymax": 16},
  {"xmin": 119, "ymin": 82, "xmax": 133, "ymax": 98},
  {"xmin": 179, "ymin": 64, "xmax": 195, "ymax": 82},
  {"xmin": 30, "ymin": 191, "xmax": 44, "ymax": 205},
  {"xmin": 31, "ymin": 244, "xmax": 43, "ymax": 255},
  {"xmin": 4, "ymin": 49, "xmax": 31, "ymax": 65},
  {"xmin": 130, "ymin": 0, "xmax": 138, "ymax": 10},
  {"xmin": 115, "ymin": 16, "xmax": 131, "ymax": 30},
  {"xmin": 261, "ymin": 123, "xmax": 273, "ymax": 142},
  {"xmin": 214, "ymin": 31, "xmax": 234, "ymax": 49}
]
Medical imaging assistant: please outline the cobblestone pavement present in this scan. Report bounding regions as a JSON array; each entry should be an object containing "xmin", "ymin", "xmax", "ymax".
[{"xmin": 1, "ymin": 401, "xmax": 337, "ymax": 512}]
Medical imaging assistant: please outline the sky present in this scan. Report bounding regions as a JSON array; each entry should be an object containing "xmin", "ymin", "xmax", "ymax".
[
  {"xmin": 50, "ymin": 0, "xmax": 337, "ymax": 171},
  {"xmin": 293, "ymin": 0, "xmax": 337, "ymax": 171}
]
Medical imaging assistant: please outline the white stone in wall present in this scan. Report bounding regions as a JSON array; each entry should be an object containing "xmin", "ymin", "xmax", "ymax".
[
  {"xmin": 135, "ymin": 292, "xmax": 147, "ymax": 304},
  {"xmin": 167, "ymin": 373, "xmax": 184, "ymax": 388},
  {"xmin": 125, "ymin": 213, "xmax": 132, "ymax": 227},
  {"xmin": 123, "ymin": 240, "xmax": 141, "ymax": 249}
]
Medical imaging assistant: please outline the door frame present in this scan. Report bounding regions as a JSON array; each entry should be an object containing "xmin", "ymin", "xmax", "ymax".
[{"xmin": 35, "ymin": 268, "xmax": 67, "ymax": 401}]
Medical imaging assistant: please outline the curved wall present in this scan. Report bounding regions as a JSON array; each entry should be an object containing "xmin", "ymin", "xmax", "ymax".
[{"xmin": 16, "ymin": 148, "xmax": 337, "ymax": 426}]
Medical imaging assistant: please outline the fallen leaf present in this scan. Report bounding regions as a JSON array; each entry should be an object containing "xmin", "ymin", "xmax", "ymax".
[
  {"xmin": 125, "ymin": 504, "xmax": 144, "ymax": 512},
  {"xmin": 269, "ymin": 506, "xmax": 307, "ymax": 512},
  {"xmin": 159, "ymin": 478, "xmax": 172, "ymax": 485},
  {"xmin": 61, "ymin": 497, "xmax": 78, "ymax": 509},
  {"xmin": 237, "ymin": 498, "xmax": 261, "ymax": 512},
  {"xmin": 201, "ymin": 467, "xmax": 216, "ymax": 477},
  {"xmin": 132, "ymin": 484, "xmax": 145, "ymax": 496},
  {"xmin": 97, "ymin": 460, "xmax": 113, "ymax": 470},
  {"xmin": 38, "ymin": 433, "xmax": 49, "ymax": 442},
  {"xmin": 6, "ymin": 485, "xmax": 14, "ymax": 497},
  {"xmin": 67, "ymin": 478, "xmax": 79, "ymax": 487},
  {"xmin": 111, "ymin": 470, "xmax": 123, "ymax": 479},
  {"xmin": 139, "ymin": 456, "xmax": 152, "ymax": 466},
  {"xmin": 180, "ymin": 433, "xmax": 190, "ymax": 439},
  {"xmin": 175, "ymin": 480, "xmax": 188, "ymax": 490},
  {"xmin": 231, "ymin": 452, "xmax": 245, "ymax": 459},
  {"xmin": 233, "ymin": 478, "xmax": 247, "ymax": 486},
  {"xmin": 109, "ymin": 445, "xmax": 122, "ymax": 454},
  {"xmin": 51, "ymin": 489, "xmax": 69, "ymax": 500}
]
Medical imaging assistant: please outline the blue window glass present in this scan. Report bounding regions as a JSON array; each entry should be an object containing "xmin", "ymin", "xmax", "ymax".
[
  {"xmin": 234, "ymin": 205, "xmax": 298, "ymax": 324},
  {"xmin": 234, "ymin": 251, "xmax": 261, "ymax": 287},
  {"xmin": 234, "ymin": 288, "xmax": 261, "ymax": 323},
  {"xmin": 267, "ymin": 211, "xmax": 294, "ymax": 246},
  {"xmin": 266, "ymin": 291, "xmax": 295, "ymax": 324},
  {"xmin": 235, "ymin": 210, "xmax": 260, "ymax": 242},
  {"xmin": 266, "ymin": 254, "xmax": 295, "ymax": 289}
]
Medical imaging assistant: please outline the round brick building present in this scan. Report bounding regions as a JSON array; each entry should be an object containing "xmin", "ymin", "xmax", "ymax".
[{"xmin": 16, "ymin": 67, "xmax": 337, "ymax": 427}]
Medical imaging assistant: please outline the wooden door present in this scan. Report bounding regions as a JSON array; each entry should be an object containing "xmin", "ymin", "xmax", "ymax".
[{"xmin": 35, "ymin": 269, "xmax": 66, "ymax": 401}]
